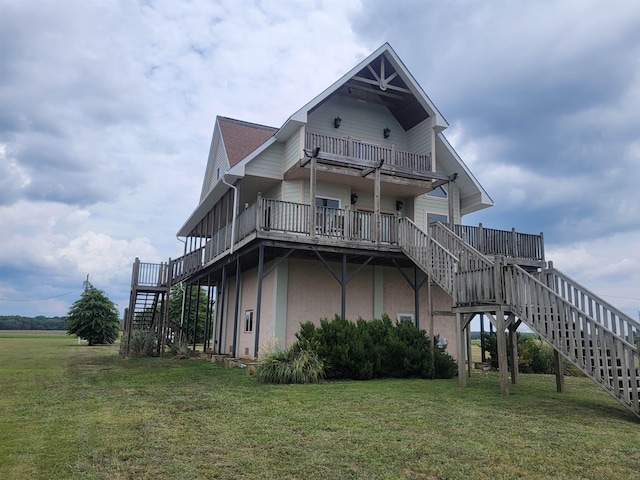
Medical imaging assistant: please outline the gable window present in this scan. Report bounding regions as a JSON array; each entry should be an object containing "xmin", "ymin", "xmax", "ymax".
[
  {"xmin": 427, "ymin": 186, "xmax": 447, "ymax": 198},
  {"xmin": 216, "ymin": 167, "xmax": 221, "ymax": 179},
  {"xmin": 244, "ymin": 310, "xmax": 254, "ymax": 333}
]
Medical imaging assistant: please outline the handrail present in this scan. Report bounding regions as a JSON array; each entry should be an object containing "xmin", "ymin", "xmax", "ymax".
[
  {"xmin": 430, "ymin": 222, "xmax": 494, "ymax": 271},
  {"xmin": 544, "ymin": 263, "xmax": 640, "ymax": 345},
  {"xmin": 454, "ymin": 223, "xmax": 544, "ymax": 262},
  {"xmin": 397, "ymin": 217, "xmax": 458, "ymax": 296},
  {"xmin": 503, "ymin": 263, "xmax": 640, "ymax": 410}
]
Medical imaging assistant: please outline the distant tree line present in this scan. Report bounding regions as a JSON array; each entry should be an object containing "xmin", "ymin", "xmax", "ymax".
[{"xmin": 0, "ymin": 315, "xmax": 66, "ymax": 330}]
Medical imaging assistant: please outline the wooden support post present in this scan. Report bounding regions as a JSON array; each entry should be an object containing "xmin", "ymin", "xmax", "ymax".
[
  {"xmin": 310, "ymin": 156, "xmax": 317, "ymax": 237},
  {"xmin": 508, "ymin": 321, "xmax": 518, "ymax": 385},
  {"xmin": 374, "ymin": 166, "xmax": 381, "ymax": 243},
  {"xmin": 554, "ymin": 349, "xmax": 565, "ymax": 393},
  {"xmin": 428, "ymin": 278, "xmax": 435, "ymax": 379},
  {"xmin": 414, "ymin": 266, "xmax": 420, "ymax": 327},
  {"xmin": 217, "ymin": 264, "xmax": 227, "ymax": 354},
  {"xmin": 254, "ymin": 244, "xmax": 264, "ymax": 359},
  {"xmin": 495, "ymin": 310, "xmax": 510, "ymax": 396},
  {"xmin": 341, "ymin": 253, "xmax": 347, "ymax": 319},
  {"xmin": 457, "ymin": 312, "xmax": 467, "ymax": 387},
  {"xmin": 232, "ymin": 258, "xmax": 241, "ymax": 357},
  {"xmin": 466, "ymin": 323, "xmax": 473, "ymax": 378}
]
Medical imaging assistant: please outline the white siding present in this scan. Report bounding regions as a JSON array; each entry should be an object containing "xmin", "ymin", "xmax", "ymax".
[
  {"xmin": 283, "ymin": 127, "xmax": 303, "ymax": 172},
  {"xmin": 200, "ymin": 128, "xmax": 230, "ymax": 202},
  {"xmin": 264, "ymin": 183, "xmax": 282, "ymax": 200},
  {"xmin": 307, "ymin": 95, "xmax": 408, "ymax": 152},
  {"xmin": 282, "ymin": 179, "xmax": 304, "ymax": 203},
  {"xmin": 406, "ymin": 119, "xmax": 431, "ymax": 157},
  {"xmin": 414, "ymin": 183, "xmax": 461, "ymax": 230},
  {"xmin": 245, "ymin": 142, "xmax": 283, "ymax": 179}
]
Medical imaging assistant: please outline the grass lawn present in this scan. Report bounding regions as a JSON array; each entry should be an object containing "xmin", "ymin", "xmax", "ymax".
[{"xmin": 0, "ymin": 333, "xmax": 638, "ymax": 479}]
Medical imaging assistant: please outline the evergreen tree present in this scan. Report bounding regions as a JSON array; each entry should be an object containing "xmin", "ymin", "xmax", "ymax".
[
  {"xmin": 168, "ymin": 284, "xmax": 210, "ymax": 344},
  {"xmin": 65, "ymin": 285, "xmax": 120, "ymax": 345}
]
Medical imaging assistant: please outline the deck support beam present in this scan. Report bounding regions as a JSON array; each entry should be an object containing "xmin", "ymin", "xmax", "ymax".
[
  {"xmin": 232, "ymin": 257, "xmax": 241, "ymax": 357},
  {"xmin": 554, "ymin": 350, "xmax": 565, "ymax": 392},
  {"xmin": 457, "ymin": 312, "xmax": 474, "ymax": 387},
  {"xmin": 494, "ymin": 309, "xmax": 510, "ymax": 396},
  {"xmin": 508, "ymin": 315, "xmax": 520, "ymax": 385},
  {"xmin": 217, "ymin": 264, "xmax": 227, "ymax": 354},
  {"xmin": 254, "ymin": 244, "xmax": 265, "ymax": 359}
]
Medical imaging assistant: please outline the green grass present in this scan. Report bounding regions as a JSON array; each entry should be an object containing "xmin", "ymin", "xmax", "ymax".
[{"xmin": 1, "ymin": 333, "xmax": 639, "ymax": 479}]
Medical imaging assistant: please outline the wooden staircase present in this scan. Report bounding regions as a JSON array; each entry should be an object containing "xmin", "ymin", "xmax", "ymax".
[
  {"xmin": 398, "ymin": 218, "xmax": 640, "ymax": 418},
  {"xmin": 121, "ymin": 258, "xmax": 172, "ymax": 357}
]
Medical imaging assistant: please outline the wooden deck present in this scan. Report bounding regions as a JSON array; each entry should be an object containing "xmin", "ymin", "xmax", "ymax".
[{"xmin": 162, "ymin": 196, "xmax": 545, "ymax": 287}]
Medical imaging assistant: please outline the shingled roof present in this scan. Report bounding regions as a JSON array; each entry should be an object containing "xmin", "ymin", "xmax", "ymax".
[{"xmin": 218, "ymin": 117, "xmax": 277, "ymax": 167}]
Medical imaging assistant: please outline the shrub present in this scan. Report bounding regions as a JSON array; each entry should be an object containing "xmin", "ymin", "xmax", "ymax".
[
  {"xmin": 255, "ymin": 342, "xmax": 325, "ymax": 384},
  {"xmin": 294, "ymin": 315, "xmax": 457, "ymax": 380},
  {"xmin": 127, "ymin": 330, "xmax": 157, "ymax": 357}
]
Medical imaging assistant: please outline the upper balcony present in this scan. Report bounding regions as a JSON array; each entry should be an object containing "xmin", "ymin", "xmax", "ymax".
[{"xmin": 305, "ymin": 132, "xmax": 432, "ymax": 177}]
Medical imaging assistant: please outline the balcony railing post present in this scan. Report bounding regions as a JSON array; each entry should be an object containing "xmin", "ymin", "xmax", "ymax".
[
  {"xmin": 256, "ymin": 193, "xmax": 263, "ymax": 231},
  {"xmin": 478, "ymin": 223, "xmax": 484, "ymax": 254}
]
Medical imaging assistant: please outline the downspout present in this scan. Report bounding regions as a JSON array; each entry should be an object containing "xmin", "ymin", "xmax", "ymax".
[{"xmin": 222, "ymin": 173, "xmax": 239, "ymax": 254}]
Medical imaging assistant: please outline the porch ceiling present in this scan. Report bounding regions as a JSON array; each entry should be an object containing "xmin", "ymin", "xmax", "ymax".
[{"xmin": 285, "ymin": 162, "xmax": 437, "ymax": 198}]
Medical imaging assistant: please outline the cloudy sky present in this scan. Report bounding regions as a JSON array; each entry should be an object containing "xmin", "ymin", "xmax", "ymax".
[{"xmin": 1, "ymin": 0, "xmax": 639, "ymax": 322}]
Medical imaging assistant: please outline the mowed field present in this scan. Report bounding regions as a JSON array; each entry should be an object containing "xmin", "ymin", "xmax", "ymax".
[{"xmin": 0, "ymin": 332, "xmax": 638, "ymax": 479}]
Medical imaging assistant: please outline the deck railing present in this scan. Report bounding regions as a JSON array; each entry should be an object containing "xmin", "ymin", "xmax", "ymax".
[
  {"xmin": 133, "ymin": 260, "xmax": 171, "ymax": 287},
  {"xmin": 259, "ymin": 198, "xmax": 398, "ymax": 243},
  {"xmin": 164, "ymin": 199, "xmax": 545, "ymax": 288},
  {"xmin": 306, "ymin": 132, "xmax": 431, "ymax": 172},
  {"xmin": 454, "ymin": 223, "xmax": 544, "ymax": 262}
]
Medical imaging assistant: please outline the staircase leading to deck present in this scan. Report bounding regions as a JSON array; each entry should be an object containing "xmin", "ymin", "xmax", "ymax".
[
  {"xmin": 397, "ymin": 218, "xmax": 640, "ymax": 418},
  {"xmin": 121, "ymin": 259, "xmax": 172, "ymax": 357}
]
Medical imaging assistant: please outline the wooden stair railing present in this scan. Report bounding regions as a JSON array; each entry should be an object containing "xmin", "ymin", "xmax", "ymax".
[
  {"xmin": 397, "ymin": 220, "xmax": 640, "ymax": 417},
  {"xmin": 502, "ymin": 264, "xmax": 640, "ymax": 416}
]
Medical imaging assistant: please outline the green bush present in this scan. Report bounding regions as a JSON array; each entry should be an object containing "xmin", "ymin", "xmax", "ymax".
[
  {"xmin": 294, "ymin": 315, "xmax": 457, "ymax": 380},
  {"xmin": 481, "ymin": 332, "xmax": 582, "ymax": 375},
  {"xmin": 255, "ymin": 343, "xmax": 325, "ymax": 384}
]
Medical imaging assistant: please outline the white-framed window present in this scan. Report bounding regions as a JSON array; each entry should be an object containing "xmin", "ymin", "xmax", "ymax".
[
  {"xmin": 244, "ymin": 310, "xmax": 254, "ymax": 333},
  {"xmin": 216, "ymin": 167, "xmax": 221, "ymax": 179},
  {"xmin": 396, "ymin": 313, "xmax": 415, "ymax": 325}
]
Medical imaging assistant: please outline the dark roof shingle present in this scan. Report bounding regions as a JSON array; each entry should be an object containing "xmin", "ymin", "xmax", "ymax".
[{"xmin": 218, "ymin": 117, "xmax": 277, "ymax": 167}]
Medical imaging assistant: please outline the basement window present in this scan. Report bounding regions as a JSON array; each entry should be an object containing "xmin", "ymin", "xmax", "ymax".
[
  {"xmin": 244, "ymin": 310, "xmax": 254, "ymax": 333},
  {"xmin": 397, "ymin": 313, "xmax": 416, "ymax": 326}
]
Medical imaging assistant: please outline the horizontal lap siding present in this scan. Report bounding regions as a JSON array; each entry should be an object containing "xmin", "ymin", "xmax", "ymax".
[
  {"xmin": 284, "ymin": 128, "xmax": 303, "ymax": 172},
  {"xmin": 307, "ymin": 95, "xmax": 408, "ymax": 152},
  {"xmin": 245, "ymin": 143, "xmax": 283, "ymax": 179},
  {"xmin": 406, "ymin": 119, "xmax": 431, "ymax": 161},
  {"xmin": 283, "ymin": 180, "xmax": 304, "ymax": 203}
]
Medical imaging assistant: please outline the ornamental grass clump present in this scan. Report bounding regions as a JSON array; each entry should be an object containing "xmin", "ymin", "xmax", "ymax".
[{"xmin": 254, "ymin": 342, "xmax": 325, "ymax": 384}]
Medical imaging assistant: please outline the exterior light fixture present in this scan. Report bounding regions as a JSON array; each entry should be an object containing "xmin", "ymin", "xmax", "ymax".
[
  {"xmin": 312, "ymin": 146, "xmax": 320, "ymax": 157},
  {"xmin": 396, "ymin": 200, "xmax": 403, "ymax": 211},
  {"xmin": 351, "ymin": 193, "xmax": 358, "ymax": 205},
  {"xmin": 334, "ymin": 116, "xmax": 342, "ymax": 128},
  {"xmin": 383, "ymin": 127, "xmax": 391, "ymax": 138}
]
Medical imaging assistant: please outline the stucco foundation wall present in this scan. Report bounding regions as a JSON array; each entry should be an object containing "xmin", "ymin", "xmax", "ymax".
[
  {"xmin": 220, "ymin": 262, "xmax": 275, "ymax": 359},
  {"xmin": 282, "ymin": 259, "xmax": 459, "ymax": 359}
]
